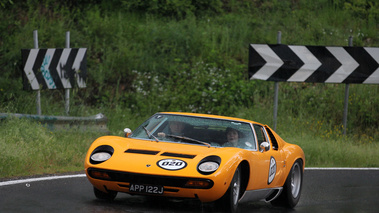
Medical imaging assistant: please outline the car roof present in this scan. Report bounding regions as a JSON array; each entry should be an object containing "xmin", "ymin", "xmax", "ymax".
[{"xmin": 159, "ymin": 112, "xmax": 265, "ymax": 126}]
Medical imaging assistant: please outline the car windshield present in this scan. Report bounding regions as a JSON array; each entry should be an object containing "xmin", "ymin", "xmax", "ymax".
[{"xmin": 130, "ymin": 113, "xmax": 257, "ymax": 150}]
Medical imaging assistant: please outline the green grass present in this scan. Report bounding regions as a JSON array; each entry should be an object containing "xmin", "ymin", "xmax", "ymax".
[
  {"xmin": 281, "ymin": 121, "xmax": 379, "ymax": 167},
  {"xmin": 0, "ymin": 117, "xmax": 103, "ymax": 178},
  {"xmin": 236, "ymin": 105, "xmax": 379, "ymax": 168},
  {"xmin": 296, "ymin": 136, "xmax": 379, "ymax": 167}
]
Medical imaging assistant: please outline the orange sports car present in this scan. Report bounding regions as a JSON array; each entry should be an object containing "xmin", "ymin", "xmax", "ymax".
[{"xmin": 84, "ymin": 112, "xmax": 305, "ymax": 212}]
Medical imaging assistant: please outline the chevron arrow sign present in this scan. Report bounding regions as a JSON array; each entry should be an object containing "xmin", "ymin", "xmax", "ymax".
[
  {"xmin": 248, "ymin": 44, "xmax": 379, "ymax": 84},
  {"xmin": 21, "ymin": 48, "xmax": 87, "ymax": 90}
]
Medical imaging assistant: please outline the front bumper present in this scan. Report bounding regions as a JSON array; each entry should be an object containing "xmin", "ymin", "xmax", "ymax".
[{"xmin": 86, "ymin": 168, "xmax": 226, "ymax": 202}]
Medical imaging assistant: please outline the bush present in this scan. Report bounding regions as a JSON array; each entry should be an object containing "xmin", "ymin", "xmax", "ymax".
[
  {"xmin": 121, "ymin": 0, "xmax": 223, "ymax": 18},
  {"xmin": 0, "ymin": 0, "xmax": 377, "ymax": 138}
]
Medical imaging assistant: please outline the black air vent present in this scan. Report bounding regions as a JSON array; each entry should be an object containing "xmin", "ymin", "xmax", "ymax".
[
  {"xmin": 125, "ymin": 149, "xmax": 160, "ymax": 155},
  {"xmin": 88, "ymin": 168, "xmax": 214, "ymax": 189},
  {"xmin": 161, "ymin": 152, "xmax": 196, "ymax": 159}
]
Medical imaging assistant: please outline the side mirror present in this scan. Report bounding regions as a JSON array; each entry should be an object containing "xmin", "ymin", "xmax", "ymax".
[
  {"xmin": 124, "ymin": 128, "xmax": 132, "ymax": 137},
  {"xmin": 260, "ymin": 142, "xmax": 270, "ymax": 153}
]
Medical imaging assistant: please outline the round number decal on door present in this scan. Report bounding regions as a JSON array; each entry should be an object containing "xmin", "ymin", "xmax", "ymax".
[{"xmin": 268, "ymin": 157, "xmax": 277, "ymax": 184}]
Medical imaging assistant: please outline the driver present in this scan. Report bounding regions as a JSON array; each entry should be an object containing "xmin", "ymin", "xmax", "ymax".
[
  {"xmin": 169, "ymin": 121, "xmax": 186, "ymax": 135},
  {"xmin": 158, "ymin": 121, "xmax": 186, "ymax": 138}
]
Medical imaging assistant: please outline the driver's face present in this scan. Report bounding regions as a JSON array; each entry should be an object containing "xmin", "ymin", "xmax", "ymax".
[{"xmin": 170, "ymin": 121, "xmax": 185, "ymax": 134}]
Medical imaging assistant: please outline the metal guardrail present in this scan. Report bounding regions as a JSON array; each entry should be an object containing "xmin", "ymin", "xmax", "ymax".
[{"xmin": 0, "ymin": 113, "xmax": 109, "ymax": 133}]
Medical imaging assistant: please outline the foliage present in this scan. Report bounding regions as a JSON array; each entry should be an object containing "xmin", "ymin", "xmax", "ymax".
[
  {"xmin": 1, "ymin": 0, "xmax": 378, "ymax": 125},
  {"xmin": 333, "ymin": 0, "xmax": 379, "ymax": 22},
  {"xmin": 121, "ymin": 0, "xmax": 215, "ymax": 18},
  {"xmin": 0, "ymin": 0, "xmax": 378, "ymax": 177},
  {"xmin": 124, "ymin": 59, "xmax": 254, "ymax": 116}
]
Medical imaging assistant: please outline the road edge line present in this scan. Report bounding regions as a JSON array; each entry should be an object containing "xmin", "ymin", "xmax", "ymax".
[{"xmin": 0, "ymin": 174, "xmax": 86, "ymax": 187}]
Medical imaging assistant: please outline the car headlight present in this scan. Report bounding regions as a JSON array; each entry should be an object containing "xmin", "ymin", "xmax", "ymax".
[
  {"xmin": 91, "ymin": 152, "xmax": 112, "ymax": 162},
  {"xmin": 89, "ymin": 145, "xmax": 114, "ymax": 164},
  {"xmin": 198, "ymin": 162, "xmax": 219, "ymax": 172},
  {"xmin": 197, "ymin": 155, "xmax": 221, "ymax": 175}
]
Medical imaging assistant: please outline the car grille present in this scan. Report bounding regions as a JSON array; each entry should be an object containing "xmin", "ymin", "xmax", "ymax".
[{"xmin": 87, "ymin": 168, "xmax": 213, "ymax": 189}]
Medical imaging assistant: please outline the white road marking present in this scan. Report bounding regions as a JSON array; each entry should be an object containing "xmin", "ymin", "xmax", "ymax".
[
  {"xmin": 0, "ymin": 174, "xmax": 86, "ymax": 187},
  {"xmin": 305, "ymin": 167, "xmax": 379, "ymax": 170}
]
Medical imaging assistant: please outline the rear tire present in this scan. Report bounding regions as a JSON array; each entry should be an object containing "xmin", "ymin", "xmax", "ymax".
[
  {"xmin": 93, "ymin": 187, "xmax": 117, "ymax": 200},
  {"xmin": 271, "ymin": 160, "xmax": 303, "ymax": 208}
]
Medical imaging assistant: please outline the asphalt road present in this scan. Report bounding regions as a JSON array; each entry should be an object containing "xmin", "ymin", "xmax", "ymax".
[{"xmin": 1, "ymin": 169, "xmax": 378, "ymax": 213}]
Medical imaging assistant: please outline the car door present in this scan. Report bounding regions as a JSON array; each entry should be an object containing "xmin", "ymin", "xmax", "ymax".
[{"xmin": 251, "ymin": 124, "xmax": 285, "ymax": 189}]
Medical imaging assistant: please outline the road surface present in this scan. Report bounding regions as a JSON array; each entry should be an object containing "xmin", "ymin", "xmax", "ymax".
[{"xmin": 1, "ymin": 168, "xmax": 378, "ymax": 212}]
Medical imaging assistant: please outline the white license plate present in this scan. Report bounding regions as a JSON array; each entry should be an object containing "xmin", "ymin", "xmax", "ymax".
[{"xmin": 129, "ymin": 183, "xmax": 164, "ymax": 194}]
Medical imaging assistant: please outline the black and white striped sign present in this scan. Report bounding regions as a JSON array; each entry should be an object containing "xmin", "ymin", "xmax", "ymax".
[
  {"xmin": 248, "ymin": 44, "xmax": 379, "ymax": 84},
  {"xmin": 22, "ymin": 48, "xmax": 87, "ymax": 90}
]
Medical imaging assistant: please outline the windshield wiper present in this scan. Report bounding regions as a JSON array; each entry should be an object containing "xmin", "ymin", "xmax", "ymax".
[
  {"xmin": 165, "ymin": 134, "xmax": 211, "ymax": 148},
  {"xmin": 143, "ymin": 126, "xmax": 159, "ymax": 142}
]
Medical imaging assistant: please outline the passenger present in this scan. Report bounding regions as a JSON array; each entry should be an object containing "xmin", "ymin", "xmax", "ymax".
[
  {"xmin": 223, "ymin": 127, "xmax": 254, "ymax": 149},
  {"xmin": 223, "ymin": 127, "xmax": 240, "ymax": 147}
]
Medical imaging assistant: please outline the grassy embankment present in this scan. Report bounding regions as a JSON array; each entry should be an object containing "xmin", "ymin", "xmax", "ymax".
[{"xmin": 0, "ymin": 1, "xmax": 378, "ymax": 179}]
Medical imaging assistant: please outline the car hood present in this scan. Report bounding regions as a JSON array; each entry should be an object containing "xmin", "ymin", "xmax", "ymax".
[{"xmin": 85, "ymin": 136, "xmax": 245, "ymax": 178}]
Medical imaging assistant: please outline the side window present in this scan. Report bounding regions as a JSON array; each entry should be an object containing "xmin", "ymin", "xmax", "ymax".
[
  {"xmin": 265, "ymin": 126, "xmax": 278, "ymax": 150},
  {"xmin": 253, "ymin": 124, "xmax": 268, "ymax": 148}
]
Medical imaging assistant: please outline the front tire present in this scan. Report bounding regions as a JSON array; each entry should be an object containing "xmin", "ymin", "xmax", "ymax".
[
  {"xmin": 216, "ymin": 166, "xmax": 241, "ymax": 213},
  {"xmin": 93, "ymin": 187, "xmax": 117, "ymax": 200},
  {"xmin": 271, "ymin": 160, "xmax": 303, "ymax": 208}
]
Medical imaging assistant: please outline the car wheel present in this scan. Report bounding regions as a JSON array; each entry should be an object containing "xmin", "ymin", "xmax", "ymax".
[
  {"xmin": 215, "ymin": 165, "xmax": 241, "ymax": 213},
  {"xmin": 93, "ymin": 187, "xmax": 117, "ymax": 200},
  {"xmin": 271, "ymin": 159, "xmax": 303, "ymax": 208}
]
